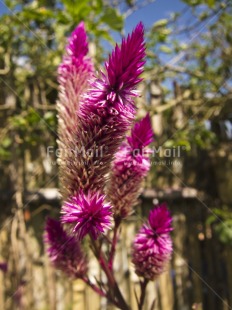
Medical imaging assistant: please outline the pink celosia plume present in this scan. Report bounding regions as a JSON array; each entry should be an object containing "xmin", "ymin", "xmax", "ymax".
[
  {"xmin": 84, "ymin": 22, "xmax": 145, "ymax": 109},
  {"xmin": 107, "ymin": 113, "xmax": 153, "ymax": 219},
  {"xmin": 44, "ymin": 218, "xmax": 87, "ymax": 278},
  {"xmin": 57, "ymin": 22, "xmax": 93, "ymax": 197},
  {"xmin": 132, "ymin": 203, "xmax": 173, "ymax": 280},
  {"xmin": 61, "ymin": 192, "xmax": 113, "ymax": 240},
  {"xmin": 127, "ymin": 113, "xmax": 153, "ymax": 151},
  {"xmin": 58, "ymin": 22, "xmax": 93, "ymax": 86}
]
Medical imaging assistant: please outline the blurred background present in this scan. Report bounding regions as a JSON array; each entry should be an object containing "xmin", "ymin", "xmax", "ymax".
[{"xmin": 0, "ymin": 0, "xmax": 232, "ymax": 309}]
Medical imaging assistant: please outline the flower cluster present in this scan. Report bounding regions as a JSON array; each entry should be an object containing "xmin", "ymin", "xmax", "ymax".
[
  {"xmin": 47, "ymin": 22, "xmax": 146, "ymax": 272},
  {"xmin": 44, "ymin": 218, "xmax": 87, "ymax": 278},
  {"xmin": 45, "ymin": 22, "xmax": 173, "ymax": 301},
  {"xmin": 57, "ymin": 22, "xmax": 146, "ymax": 242},
  {"xmin": 132, "ymin": 203, "xmax": 173, "ymax": 280},
  {"xmin": 107, "ymin": 113, "xmax": 153, "ymax": 219}
]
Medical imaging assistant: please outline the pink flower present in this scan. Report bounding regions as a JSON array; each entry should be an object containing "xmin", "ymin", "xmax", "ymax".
[
  {"xmin": 58, "ymin": 21, "xmax": 93, "ymax": 87},
  {"xmin": 107, "ymin": 114, "xmax": 153, "ymax": 218},
  {"xmin": 61, "ymin": 192, "xmax": 113, "ymax": 240},
  {"xmin": 83, "ymin": 22, "xmax": 145, "ymax": 110},
  {"xmin": 127, "ymin": 113, "xmax": 153, "ymax": 151},
  {"xmin": 44, "ymin": 218, "xmax": 87, "ymax": 278},
  {"xmin": 132, "ymin": 203, "xmax": 173, "ymax": 280},
  {"xmin": 57, "ymin": 22, "xmax": 93, "ymax": 198}
]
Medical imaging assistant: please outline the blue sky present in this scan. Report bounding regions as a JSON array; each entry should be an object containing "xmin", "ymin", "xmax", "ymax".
[
  {"xmin": 0, "ymin": 1, "xmax": 8, "ymax": 15},
  {"xmin": 125, "ymin": 0, "xmax": 185, "ymax": 31}
]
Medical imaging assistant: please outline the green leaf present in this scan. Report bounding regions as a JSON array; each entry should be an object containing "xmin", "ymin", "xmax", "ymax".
[
  {"xmin": 93, "ymin": 29, "xmax": 114, "ymax": 44},
  {"xmin": 92, "ymin": 0, "xmax": 104, "ymax": 14},
  {"xmin": 153, "ymin": 19, "xmax": 168, "ymax": 28},
  {"xmin": 206, "ymin": 0, "xmax": 215, "ymax": 7},
  {"xmin": 5, "ymin": 0, "xmax": 17, "ymax": 10},
  {"xmin": 177, "ymin": 140, "xmax": 191, "ymax": 151},
  {"xmin": 206, "ymin": 215, "xmax": 216, "ymax": 225},
  {"xmin": 1, "ymin": 137, "xmax": 12, "ymax": 148},
  {"xmin": 22, "ymin": 7, "xmax": 54, "ymax": 23},
  {"xmin": 163, "ymin": 140, "xmax": 175, "ymax": 148},
  {"xmin": 159, "ymin": 45, "xmax": 172, "ymax": 54},
  {"xmin": 101, "ymin": 7, "xmax": 123, "ymax": 32},
  {"xmin": 0, "ymin": 147, "xmax": 11, "ymax": 159},
  {"xmin": 182, "ymin": 0, "xmax": 203, "ymax": 6},
  {"xmin": 63, "ymin": 0, "xmax": 91, "ymax": 19}
]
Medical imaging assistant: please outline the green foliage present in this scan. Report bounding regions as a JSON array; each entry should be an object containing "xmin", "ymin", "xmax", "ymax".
[
  {"xmin": 163, "ymin": 122, "xmax": 217, "ymax": 151},
  {"xmin": 0, "ymin": 0, "xmax": 126, "ymax": 161},
  {"xmin": 146, "ymin": 0, "xmax": 231, "ymax": 151},
  {"xmin": 0, "ymin": 109, "xmax": 57, "ymax": 155},
  {"xmin": 63, "ymin": 0, "xmax": 91, "ymax": 19},
  {"xmin": 207, "ymin": 208, "xmax": 232, "ymax": 245},
  {"xmin": 182, "ymin": 0, "xmax": 215, "ymax": 7},
  {"xmin": 101, "ymin": 7, "xmax": 124, "ymax": 32}
]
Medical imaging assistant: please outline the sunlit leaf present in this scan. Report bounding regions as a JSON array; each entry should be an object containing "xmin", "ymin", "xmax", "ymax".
[{"xmin": 101, "ymin": 7, "xmax": 123, "ymax": 31}]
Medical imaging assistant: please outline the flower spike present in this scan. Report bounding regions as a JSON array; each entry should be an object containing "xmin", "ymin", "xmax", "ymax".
[
  {"xmin": 58, "ymin": 21, "xmax": 93, "ymax": 87},
  {"xmin": 44, "ymin": 218, "xmax": 87, "ymax": 278},
  {"xmin": 57, "ymin": 22, "xmax": 94, "ymax": 198},
  {"xmin": 132, "ymin": 203, "xmax": 173, "ymax": 280},
  {"xmin": 127, "ymin": 113, "xmax": 153, "ymax": 151},
  {"xmin": 84, "ymin": 22, "xmax": 145, "ymax": 111},
  {"xmin": 107, "ymin": 114, "xmax": 153, "ymax": 218}
]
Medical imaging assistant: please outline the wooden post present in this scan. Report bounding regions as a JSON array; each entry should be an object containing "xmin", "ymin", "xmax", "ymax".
[{"xmin": 150, "ymin": 81, "xmax": 163, "ymax": 137}]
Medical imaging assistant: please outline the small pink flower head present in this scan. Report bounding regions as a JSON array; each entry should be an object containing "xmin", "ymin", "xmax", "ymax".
[
  {"xmin": 127, "ymin": 113, "xmax": 153, "ymax": 152},
  {"xmin": 81, "ymin": 22, "xmax": 145, "ymax": 117},
  {"xmin": 105, "ymin": 22, "xmax": 145, "ymax": 104},
  {"xmin": 61, "ymin": 192, "xmax": 113, "ymax": 240},
  {"xmin": 67, "ymin": 21, "xmax": 88, "ymax": 58},
  {"xmin": 107, "ymin": 114, "xmax": 153, "ymax": 219},
  {"xmin": 114, "ymin": 114, "xmax": 154, "ymax": 176},
  {"xmin": 148, "ymin": 203, "xmax": 173, "ymax": 234},
  {"xmin": 58, "ymin": 22, "xmax": 93, "ymax": 85},
  {"xmin": 132, "ymin": 203, "xmax": 173, "ymax": 280},
  {"xmin": 44, "ymin": 218, "xmax": 87, "ymax": 278}
]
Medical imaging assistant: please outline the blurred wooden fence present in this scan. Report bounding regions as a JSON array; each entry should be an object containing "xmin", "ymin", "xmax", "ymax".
[{"xmin": 0, "ymin": 190, "xmax": 232, "ymax": 310}]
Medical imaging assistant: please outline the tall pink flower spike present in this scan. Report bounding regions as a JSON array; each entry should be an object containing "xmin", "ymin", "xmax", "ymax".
[
  {"xmin": 57, "ymin": 22, "xmax": 93, "ymax": 198},
  {"xmin": 132, "ymin": 203, "xmax": 173, "ymax": 280},
  {"xmin": 107, "ymin": 113, "xmax": 154, "ymax": 219}
]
